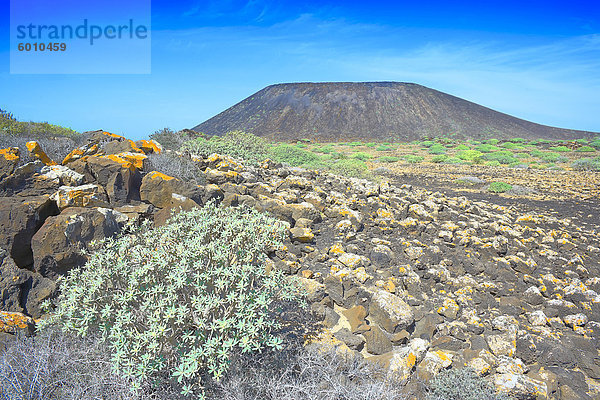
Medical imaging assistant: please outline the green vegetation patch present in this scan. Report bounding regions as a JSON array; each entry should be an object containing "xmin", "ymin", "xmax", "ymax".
[
  {"xmin": 482, "ymin": 150, "xmax": 518, "ymax": 165},
  {"xmin": 428, "ymin": 144, "xmax": 447, "ymax": 154},
  {"xmin": 571, "ymin": 157, "xmax": 600, "ymax": 171},
  {"xmin": 474, "ymin": 144, "xmax": 500, "ymax": 153},
  {"xmin": 376, "ymin": 145, "xmax": 394, "ymax": 151},
  {"xmin": 351, "ymin": 152, "xmax": 373, "ymax": 161},
  {"xmin": 456, "ymin": 150, "xmax": 483, "ymax": 162},
  {"xmin": 0, "ymin": 108, "xmax": 79, "ymax": 138},
  {"xmin": 403, "ymin": 155, "xmax": 425, "ymax": 163},
  {"xmin": 377, "ymin": 156, "xmax": 400, "ymax": 163},
  {"xmin": 42, "ymin": 203, "xmax": 304, "ymax": 398},
  {"xmin": 576, "ymin": 145, "xmax": 596, "ymax": 152},
  {"xmin": 549, "ymin": 145, "xmax": 572, "ymax": 152},
  {"xmin": 488, "ymin": 181, "xmax": 513, "ymax": 193}
]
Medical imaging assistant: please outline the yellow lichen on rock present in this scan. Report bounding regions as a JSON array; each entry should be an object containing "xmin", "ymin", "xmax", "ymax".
[
  {"xmin": 0, "ymin": 147, "xmax": 19, "ymax": 161},
  {"xmin": 26, "ymin": 141, "xmax": 56, "ymax": 165}
]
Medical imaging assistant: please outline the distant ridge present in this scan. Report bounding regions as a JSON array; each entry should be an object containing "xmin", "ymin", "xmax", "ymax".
[{"xmin": 192, "ymin": 82, "xmax": 597, "ymax": 142}]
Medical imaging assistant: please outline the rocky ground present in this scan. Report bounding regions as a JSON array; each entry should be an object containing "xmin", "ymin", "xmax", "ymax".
[{"xmin": 1, "ymin": 131, "xmax": 599, "ymax": 399}]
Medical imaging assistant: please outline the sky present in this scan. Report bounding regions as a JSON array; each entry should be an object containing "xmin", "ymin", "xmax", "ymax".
[{"xmin": 0, "ymin": 0, "xmax": 599, "ymax": 140}]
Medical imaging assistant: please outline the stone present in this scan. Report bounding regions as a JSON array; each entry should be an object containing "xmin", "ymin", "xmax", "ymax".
[
  {"xmin": 0, "ymin": 253, "xmax": 55, "ymax": 318},
  {"xmin": 0, "ymin": 147, "xmax": 19, "ymax": 180},
  {"xmin": 72, "ymin": 155, "xmax": 141, "ymax": 205},
  {"xmin": 413, "ymin": 313, "xmax": 443, "ymax": 341},
  {"xmin": 523, "ymin": 286, "xmax": 545, "ymax": 306},
  {"xmin": 467, "ymin": 357, "xmax": 492, "ymax": 376},
  {"xmin": 408, "ymin": 204, "xmax": 434, "ymax": 221},
  {"xmin": 363, "ymin": 324, "xmax": 392, "ymax": 355},
  {"xmin": 341, "ymin": 305, "xmax": 369, "ymax": 334},
  {"xmin": 368, "ymin": 346, "xmax": 418, "ymax": 380},
  {"xmin": 334, "ymin": 328, "xmax": 364, "ymax": 351},
  {"xmin": 563, "ymin": 313, "xmax": 588, "ymax": 328},
  {"xmin": 0, "ymin": 311, "xmax": 35, "ymax": 335},
  {"xmin": 135, "ymin": 139, "xmax": 162, "ymax": 154},
  {"xmin": 437, "ymin": 297, "xmax": 460, "ymax": 319},
  {"xmin": 368, "ymin": 289, "xmax": 414, "ymax": 333},
  {"xmin": 494, "ymin": 374, "xmax": 547, "ymax": 399},
  {"xmin": 31, "ymin": 207, "xmax": 121, "ymax": 278},
  {"xmin": 370, "ymin": 244, "xmax": 395, "ymax": 266},
  {"xmin": 290, "ymin": 227, "xmax": 314, "ymax": 243},
  {"xmin": 496, "ymin": 356, "xmax": 528, "ymax": 374},
  {"xmin": 50, "ymin": 184, "xmax": 110, "ymax": 210},
  {"xmin": 40, "ymin": 165, "xmax": 84, "ymax": 186},
  {"xmin": 25, "ymin": 141, "xmax": 56, "ymax": 166},
  {"xmin": 526, "ymin": 310, "xmax": 548, "ymax": 326},
  {"xmin": 486, "ymin": 332, "xmax": 516, "ymax": 357},
  {"xmin": 153, "ymin": 193, "xmax": 202, "ymax": 226},
  {"xmin": 416, "ymin": 350, "xmax": 453, "ymax": 381},
  {"xmin": 0, "ymin": 196, "xmax": 59, "ymax": 268},
  {"xmin": 140, "ymin": 171, "xmax": 203, "ymax": 209}
]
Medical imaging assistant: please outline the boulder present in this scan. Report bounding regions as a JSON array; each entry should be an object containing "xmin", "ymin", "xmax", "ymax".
[
  {"xmin": 40, "ymin": 165, "xmax": 84, "ymax": 186},
  {"xmin": 153, "ymin": 193, "xmax": 202, "ymax": 226},
  {"xmin": 25, "ymin": 141, "xmax": 56, "ymax": 166},
  {"xmin": 140, "ymin": 171, "xmax": 203, "ymax": 208},
  {"xmin": 71, "ymin": 155, "xmax": 142, "ymax": 205},
  {"xmin": 363, "ymin": 324, "xmax": 393, "ymax": 355},
  {"xmin": 368, "ymin": 289, "xmax": 414, "ymax": 333},
  {"xmin": 0, "ymin": 195, "xmax": 59, "ymax": 267},
  {"xmin": 50, "ymin": 184, "xmax": 109, "ymax": 210},
  {"xmin": 0, "ymin": 254, "xmax": 55, "ymax": 318},
  {"xmin": 135, "ymin": 139, "xmax": 162, "ymax": 154},
  {"xmin": 31, "ymin": 207, "xmax": 121, "ymax": 278}
]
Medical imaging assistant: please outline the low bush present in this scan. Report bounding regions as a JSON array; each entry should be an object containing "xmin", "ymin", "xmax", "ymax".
[
  {"xmin": 456, "ymin": 150, "xmax": 483, "ymax": 162},
  {"xmin": 0, "ymin": 328, "xmax": 161, "ymax": 400},
  {"xmin": 514, "ymin": 152, "xmax": 530, "ymax": 159},
  {"xmin": 42, "ymin": 203, "xmax": 304, "ymax": 399},
  {"xmin": 314, "ymin": 144, "xmax": 334, "ymax": 154},
  {"xmin": 352, "ymin": 152, "xmax": 373, "ymax": 161},
  {"xmin": 206, "ymin": 345, "xmax": 405, "ymax": 400},
  {"xmin": 431, "ymin": 154, "xmax": 448, "ymax": 163},
  {"xmin": 376, "ymin": 145, "xmax": 394, "ymax": 151},
  {"xmin": 536, "ymin": 152, "xmax": 568, "ymax": 163},
  {"xmin": 426, "ymin": 368, "xmax": 510, "ymax": 400},
  {"xmin": 329, "ymin": 158, "xmax": 370, "ymax": 178},
  {"xmin": 474, "ymin": 144, "xmax": 500, "ymax": 153},
  {"xmin": 377, "ymin": 156, "xmax": 400, "ymax": 163},
  {"xmin": 576, "ymin": 145, "xmax": 596, "ymax": 152},
  {"xmin": 182, "ymin": 131, "xmax": 269, "ymax": 164},
  {"xmin": 151, "ymin": 128, "xmax": 196, "ymax": 151},
  {"xmin": 485, "ymin": 160, "xmax": 501, "ymax": 167},
  {"xmin": 428, "ymin": 144, "xmax": 447, "ymax": 154},
  {"xmin": 269, "ymin": 144, "xmax": 321, "ymax": 167},
  {"xmin": 549, "ymin": 145, "xmax": 571, "ymax": 152},
  {"xmin": 482, "ymin": 151, "xmax": 518, "ymax": 165},
  {"xmin": 1, "ymin": 108, "xmax": 78, "ymax": 138},
  {"xmin": 483, "ymin": 138, "xmax": 499, "ymax": 145},
  {"xmin": 500, "ymin": 142, "xmax": 525, "ymax": 150},
  {"xmin": 454, "ymin": 144, "xmax": 470, "ymax": 151},
  {"xmin": 590, "ymin": 139, "xmax": 600, "ymax": 149},
  {"xmin": 348, "ymin": 141, "xmax": 363, "ymax": 147},
  {"xmin": 420, "ymin": 140, "xmax": 435, "ymax": 148},
  {"xmin": 571, "ymin": 157, "xmax": 600, "ymax": 171},
  {"xmin": 144, "ymin": 153, "xmax": 206, "ymax": 185},
  {"xmin": 508, "ymin": 137, "xmax": 527, "ymax": 143},
  {"xmin": 488, "ymin": 181, "xmax": 513, "ymax": 193},
  {"xmin": 365, "ymin": 142, "xmax": 377, "ymax": 148},
  {"xmin": 403, "ymin": 155, "xmax": 424, "ymax": 163}
]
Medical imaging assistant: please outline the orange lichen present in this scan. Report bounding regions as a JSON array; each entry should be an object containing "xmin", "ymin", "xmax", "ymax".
[
  {"xmin": 149, "ymin": 171, "xmax": 175, "ymax": 181},
  {"xmin": 0, "ymin": 311, "xmax": 32, "ymax": 333},
  {"xmin": 0, "ymin": 147, "xmax": 19, "ymax": 161},
  {"xmin": 25, "ymin": 141, "xmax": 57, "ymax": 166},
  {"xmin": 137, "ymin": 139, "xmax": 162, "ymax": 154}
]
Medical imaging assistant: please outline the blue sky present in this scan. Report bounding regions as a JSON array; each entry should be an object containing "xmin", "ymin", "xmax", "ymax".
[{"xmin": 1, "ymin": 0, "xmax": 599, "ymax": 140}]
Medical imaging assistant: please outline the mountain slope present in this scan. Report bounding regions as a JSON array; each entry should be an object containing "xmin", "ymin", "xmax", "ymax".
[{"xmin": 192, "ymin": 82, "xmax": 597, "ymax": 142}]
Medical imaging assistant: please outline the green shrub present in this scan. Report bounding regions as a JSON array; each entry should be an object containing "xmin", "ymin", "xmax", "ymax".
[
  {"xmin": 420, "ymin": 140, "xmax": 435, "ymax": 148},
  {"xmin": 488, "ymin": 181, "xmax": 513, "ymax": 193},
  {"xmin": 590, "ymin": 139, "xmax": 600, "ymax": 149},
  {"xmin": 515, "ymin": 152, "xmax": 530, "ymax": 159},
  {"xmin": 0, "ymin": 108, "xmax": 79, "ymax": 138},
  {"xmin": 484, "ymin": 138, "xmax": 499, "ymax": 145},
  {"xmin": 152, "ymin": 128, "xmax": 196, "ymax": 151},
  {"xmin": 314, "ymin": 144, "xmax": 334, "ymax": 154},
  {"xmin": 376, "ymin": 145, "xmax": 394, "ymax": 151},
  {"xmin": 431, "ymin": 155, "xmax": 448, "ymax": 163},
  {"xmin": 485, "ymin": 160, "xmax": 501, "ymax": 167},
  {"xmin": 426, "ymin": 368, "xmax": 510, "ymax": 400},
  {"xmin": 474, "ymin": 144, "xmax": 500, "ymax": 153},
  {"xmin": 456, "ymin": 150, "xmax": 483, "ymax": 162},
  {"xmin": 482, "ymin": 151, "xmax": 518, "ymax": 165},
  {"xmin": 352, "ymin": 152, "xmax": 373, "ymax": 161},
  {"xmin": 575, "ymin": 138, "xmax": 589, "ymax": 144},
  {"xmin": 43, "ymin": 203, "xmax": 303, "ymax": 399},
  {"xmin": 183, "ymin": 131, "xmax": 269, "ymax": 164},
  {"xmin": 454, "ymin": 144, "xmax": 470, "ymax": 150},
  {"xmin": 348, "ymin": 141, "xmax": 362, "ymax": 147},
  {"xmin": 576, "ymin": 145, "xmax": 596, "ymax": 152},
  {"xmin": 377, "ymin": 156, "xmax": 400, "ymax": 163},
  {"xmin": 445, "ymin": 156, "xmax": 464, "ymax": 164},
  {"xmin": 295, "ymin": 143, "xmax": 307, "ymax": 148},
  {"xmin": 428, "ymin": 144, "xmax": 447, "ymax": 154},
  {"xmin": 508, "ymin": 137, "xmax": 527, "ymax": 143},
  {"xmin": 403, "ymin": 155, "xmax": 424, "ymax": 163},
  {"xmin": 365, "ymin": 142, "xmax": 377, "ymax": 148},
  {"xmin": 268, "ymin": 143, "xmax": 320, "ymax": 166},
  {"xmin": 549, "ymin": 145, "xmax": 571, "ymax": 152},
  {"xmin": 329, "ymin": 158, "xmax": 369, "ymax": 178},
  {"xmin": 537, "ymin": 152, "xmax": 568, "ymax": 163},
  {"xmin": 571, "ymin": 157, "xmax": 600, "ymax": 171},
  {"xmin": 500, "ymin": 142, "xmax": 525, "ymax": 150}
]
